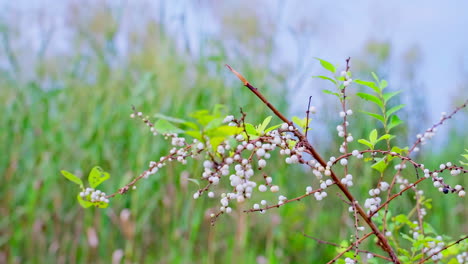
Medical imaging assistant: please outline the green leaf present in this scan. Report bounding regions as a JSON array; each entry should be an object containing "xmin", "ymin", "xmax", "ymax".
[
  {"xmin": 265, "ymin": 124, "xmax": 282, "ymax": 133},
  {"xmin": 61, "ymin": 170, "xmax": 84, "ymax": 188},
  {"xmin": 209, "ymin": 136, "xmax": 227, "ymax": 151},
  {"xmin": 422, "ymin": 222, "xmax": 437, "ymax": 235},
  {"xmin": 314, "ymin": 58, "xmax": 336, "ymax": 74},
  {"xmin": 190, "ymin": 110, "xmax": 215, "ymax": 126},
  {"xmin": 94, "ymin": 201, "xmax": 109, "ymax": 208},
  {"xmin": 386, "ymin": 104, "xmax": 405, "ymax": 117},
  {"xmin": 369, "ymin": 129, "xmax": 378, "ymax": 144},
  {"xmin": 383, "ymin": 91, "xmax": 401, "ymax": 104},
  {"xmin": 257, "ymin": 116, "xmax": 272, "ymax": 133},
  {"xmin": 185, "ymin": 130, "xmax": 203, "ymax": 141},
  {"xmin": 391, "ymin": 146, "xmax": 408, "ymax": 156},
  {"xmin": 388, "ymin": 115, "xmax": 403, "ymax": 131},
  {"xmin": 312, "ymin": 75, "xmax": 337, "ymax": 85},
  {"xmin": 206, "ymin": 126, "xmax": 242, "ymax": 138},
  {"xmin": 356, "ymin": 92, "xmax": 384, "ymax": 110},
  {"xmin": 361, "ymin": 111, "xmax": 385, "ymax": 124},
  {"xmin": 292, "ymin": 116, "xmax": 308, "ymax": 130},
  {"xmin": 88, "ymin": 166, "xmax": 110, "ymax": 189},
  {"xmin": 394, "ymin": 214, "xmax": 410, "ymax": 225},
  {"xmin": 322, "ymin": 89, "xmax": 340, "ymax": 97},
  {"xmin": 187, "ymin": 178, "xmax": 200, "ymax": 187},
  {"xmin": 77, "ymin": 194, "xmax": 93, "ymax": 208},
  {"xmin": 154, "ymin": 119, "xmax": 185, "ymax": 134},
  {"xmin": 355, "ymin": 79, "xmax": 379, "ymax": 93},
  {"xmin": 371, "ymin": 158, "xmax": 388, "ymax": 173},
  {"xmin": 183, "ymin": 121, "xmax": 199, "ymax": 130},
  {"xmin": 371, "ymin": 72, "xmax": 380, "ymax": 83},
  {"xmin": 377, "ymin": 134, "xmax": 394, "ymax": 142},
  {"xmin": 358, "ymin": 139, "xmax": 374, "ymax": 149},
  {"xmin": 380, "ymin": 79, "xmax": 388, "ymax": 89},
  {"xmin": 244, "ymin": 123, "xmax": 259, "ymax": 137}
]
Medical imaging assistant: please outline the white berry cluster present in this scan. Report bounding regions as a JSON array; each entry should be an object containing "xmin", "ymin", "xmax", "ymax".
[
  {"xmin": 341, "ymin": 70, "xmax": 353, "ymax": 87},
  {"xmin": 80, "ymin": 187, "xmax": 110, "ymax": 204},
  {"xmin": 364, "ymin": 196, "xmax": 381, "ymax": 215},
  {"xmin": 457, "ymin": 252, "xmax": 468, "ymax": 263},
  {"xmin": 422, "ymin": 237, "xmax": 445, "ymax": 261},
  {"xmin": 181, "ymin": 120, "xmax": 320, "ymax": 216},
  {"xmin": 416, "ymin": 127, "xmax": 437, "ymax": 145},
  {"xmin": 344, "ymin": 257, "xmax": 355, "ymax": 264}
]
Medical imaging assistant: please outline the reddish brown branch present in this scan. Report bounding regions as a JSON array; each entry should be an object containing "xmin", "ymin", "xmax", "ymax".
[{"xmin": 227, "ymin": 64, "xmax": 401, "ymax": 263}]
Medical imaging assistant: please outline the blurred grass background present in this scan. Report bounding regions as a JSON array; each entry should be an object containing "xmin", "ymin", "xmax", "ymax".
[{"xmin": 1, "ymin": 1, "xmax": 467, "ymax": 263}]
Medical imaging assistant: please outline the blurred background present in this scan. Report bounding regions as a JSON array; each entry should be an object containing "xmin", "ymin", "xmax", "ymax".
[{"xmin": 1, "ymin": 0, "xmax": 467, "ymax": 263}]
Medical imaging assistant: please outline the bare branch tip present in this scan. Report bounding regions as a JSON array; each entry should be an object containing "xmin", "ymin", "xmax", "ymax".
[{"xmin": 225, "ymin": 64, "xmax": 248, "ymax": 85}]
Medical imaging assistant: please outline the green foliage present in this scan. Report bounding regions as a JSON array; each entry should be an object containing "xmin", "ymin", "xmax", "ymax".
[
  {"xmin": 88, "ymin": 166, "xmax": 110, "ymax": 188},
  {"xmin": 355, "ymin": 74, "xmax": 405, "ymax": 132},
  {"xmin": 357, "ymin": 129, "xmax": 393, "ymax": 150},
  {"xmin": 313, "ymin": 58, "xmax": 349, "ymax": 99},
  {"xmin": 460, "ymin": 149, "xmax": 468, "ymax": 165},
  {"xmin": 292, "ymin": 116, "xmax": 310, "ymax": 132},
  {"xmin": 60, "ymin": 170, "xmax": 84, "ymax": 188},
  {"xmin": 61, "ymin": 166, "xmax": 110, "ymax": 208},
  {"xmin": 314, "ymin": 57, "xmax": 337, "ymax": 74}
]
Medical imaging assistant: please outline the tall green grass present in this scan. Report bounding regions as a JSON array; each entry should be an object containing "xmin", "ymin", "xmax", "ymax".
[{"xmin": 1, "ymin": 7, "xmax": 467, "ymax": 264}]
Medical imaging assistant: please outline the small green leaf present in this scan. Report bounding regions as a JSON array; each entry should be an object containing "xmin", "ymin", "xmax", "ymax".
[
  {"xmin": 190, "ymin": 110, "xmax": 215, "ymax": 126},
  {"xmin": 422, "ymin": 222, "xmax": 437, "ymax": 235},
  {"xmin": 371, "ymin": 72, "xmax": 380, "ymax": 83},
  {"xmin": 369, "ymin": 129, "xmax": 378, "ymax": 144},
  {"xmin": 314, "ymin": 58, "xmax": 336, "ymax": 74},
  {"xmin": 94, "ymin": 201, "xmax": 109, "ymax": 208},
  {"xmin": 322, "ymin": 89, "xmax": 340, "ymax": 97},
  {"xmin": 292, "ymin": 116, "xmax": 308, "ymax": 130},
  {"xmin": 88, "ymin": 166, "xmax": 110, "ymax": 189},
  {"xmin": 377, "ymin": 134, "xmax": 394, "ymax": 142},
  {"xmin": 187, "ymin": 178, "xmax": 200, "ymax": 187},
  {"xmin": 312, "ymin": 75, "xmax": 337, "ymax": 84},
  {"xmin": 265, "ymin": 124, "xmax": 282, "ymax": 133},
  {"xmin": 401, "ymin": 233, "xmax": 415, "ymax": 243},
  {"xmin": 77, "ymin": 194, "xmax": 93, "ymax": 208},
  {"xmin": 358, "ymin": 139, "xmax": 374, "ymax": 149},
  {"xmin": 388, "ymin": 115, "xmax": 403, "ymax": 131},
  {"xmin": 356, "ymin": 92, "xmax": 384, "ymax": 110},
  {"xmin": 154, "ymin": 119, "xmax": 185, "ymax": 134},
  {"xmin": 391, "ymin": 146, "xmax": 409, "ymax": 156},
  {"xmin": 355, "ymin": 79, "xmax": 379, "ymax": 93},
  {"xmin": 244, "ymin": 123, "xmax": 258, "ymax": 136},
  {"xmin": 380, "ymin": 79, "xmax": 388, "ymax": 89},
  {"xmin": 257, "ymin": 116, "xmax": 272, "ymax": 133},
  {"xmin": 383, "ymin": 91, "xmax": 401, "ymax": 104},
  {"xmin": 61, "ymin": 170, "xmax": 84, "ymax": 188},
  {"xmin": 386, "ymin": 104, "xmax": 405, "ymax": 117},
  {"xmin": 394, "ymin": 214, "xmax": 410, "ymax": 224},
  {"xmin": 371, "ymin": 158, "xmax": 388, "ymax": 173},
  {"xmin": 361, "ymin": 111, "xmax": 385, "ymax": 124}
]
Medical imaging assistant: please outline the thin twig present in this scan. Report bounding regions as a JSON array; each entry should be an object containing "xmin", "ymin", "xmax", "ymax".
[
  {"xmin": 305, "ymin": 96, "xmax": 312, "ymax": 137},
  {"xmin": 418, "ymin": 235, "xmax": 468, "ymax": 263}
]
